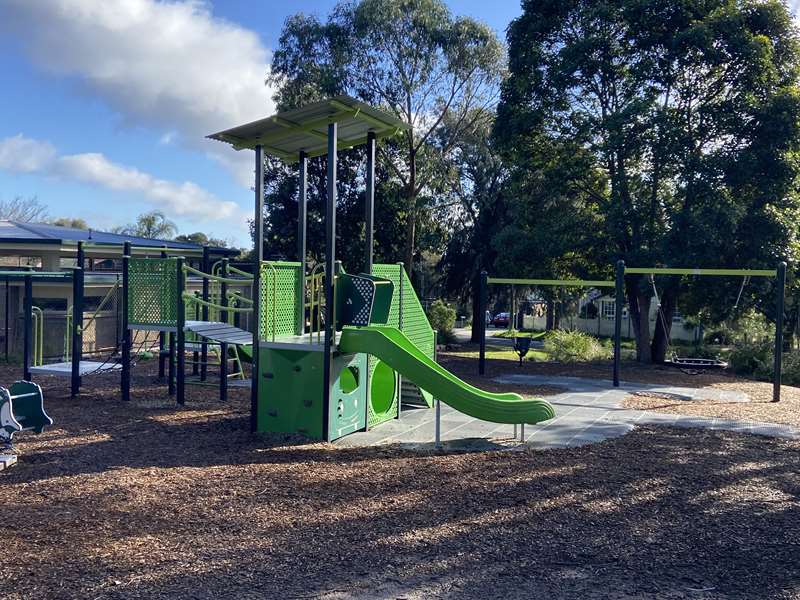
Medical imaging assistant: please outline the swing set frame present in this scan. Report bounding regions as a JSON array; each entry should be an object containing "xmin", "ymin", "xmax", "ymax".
[{"xmin": 478, "ymin": 261, "xmax": 788, "ymax": 402}]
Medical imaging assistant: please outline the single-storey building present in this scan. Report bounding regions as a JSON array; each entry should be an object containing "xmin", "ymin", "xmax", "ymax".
[{"xmin": 0, "ymin": 221, "xmax": 244, "ymax": 363}]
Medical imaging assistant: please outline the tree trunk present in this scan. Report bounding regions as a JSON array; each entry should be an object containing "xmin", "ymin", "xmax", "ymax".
[
  {"xmin": 545, "ymin": 299, "xmax": 555, "ymax": 331},
  {"xmin": 403, "ymin": 148, "xmax": 417, "ymax": 275},
  {"xmin": 470, "ymin": 273, "xmax": 482, "ymax": 343},
  {"xmin": 651, "ymin": 289, "xmax": 676, "ymax": 363},
  {"xmin": 403, "ymin": 207, "xmax": 416, "ymax": 276},
  {"xmin": 626, "ymin": 278, "xmax": 653, "ymax": 364}
]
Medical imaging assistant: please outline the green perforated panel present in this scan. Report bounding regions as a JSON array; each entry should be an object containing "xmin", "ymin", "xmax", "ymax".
[
  {"xmin": 400, "ymin": 268, "xmax": 435, "ymax": 361},
  {"xmin": 128, "ymin": 258, "xmax": 178, "ymax": 329},
  {"xmin": 260, "ymin": 261, "xmax": 302, "ymax": 340},
  {"xmin": 367, "ymin": 264, "xmax": 402, "ymax": 427},
  {"xmin": 365, "ymin": 264, "xmax": 436, "ymax": 423},
  {"xmin": 371, "ymin": 264, "xmax": 401, "ymax": 327}
]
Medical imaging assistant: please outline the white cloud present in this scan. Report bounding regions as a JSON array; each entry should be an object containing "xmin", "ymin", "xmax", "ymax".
[
  {"xmin": 0, "ymin": 134, "xmax": 57, "ymax": 174},
  {"xmin": 2, "ymin": 0, "xmax": 273, "ymax": 184},
  {"xmin": 0, "ymin": 134, "xmax": 246, "ymax": 226}
]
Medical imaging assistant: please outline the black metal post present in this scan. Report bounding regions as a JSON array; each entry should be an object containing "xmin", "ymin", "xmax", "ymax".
[
  {"xmin": 121, "ymin": 241, "xmax": 131, "ymax": 401},
  {"xmin": 71, "ymin": 242, "xmax": 85, "ymax": 397},
  {"xmin": 773, "ymin": 261, "xmax": 787, "ymax": 402},
  {"xmin": 397, "ymin": 261, "xmax": 404, "ymax": 410},
  {"xmin": 4, "ymin": 276, "xmax": 9, "ymax": 362},
  {"xmin": 322, "ymin": 122, "xmax": 337, "ymax": 441},
  {"xmin": 23, "ymin": 275, "xmax": 32, "ymax": 381},
  {"xmin": 192, "ymin": 294, "xmax": 200, "ymax": 376},
  {"xmin": 168, "ymin": 332, "xmax": 176, "ymax": 395},
  {"xmin": 613, "ymin": 260, "xmax": 624, "ymax": 387},
  {"xmin": 176, "ymin": 257, "xmax": 186, "ymax": 405},
  {"xmin": 365, "ymin": 131, "xmax": 376, "ymax": 274},
  {"xmin": 298, "ymin": 150, "xmax": 308, "ymax": 335},
  {"xmin": 362, "ymin": 132, "xmax": 376, "ymax": 427},
  {"xmin": 200, "ymin": 245, "xmax": 210, "ymax": 381},
  {"xmin": 479, "ymin": 271, "xmax": 487, "ymax": 376},
  {"xmin": 220, "ymin": 259, "xmax": 229, "ymax": 402},
  {"xmin": 251, "ymin": 145, "xmax": 264, "ymax": 432},
  {"xmin": 158, "ymin": 248, "xmax": 167, "ymax": 378}
]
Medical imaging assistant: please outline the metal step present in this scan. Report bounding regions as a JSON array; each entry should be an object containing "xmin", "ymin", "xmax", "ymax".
[{"xmin": 401, "ymin": 380, "xmax": 430, "ymax": 407}]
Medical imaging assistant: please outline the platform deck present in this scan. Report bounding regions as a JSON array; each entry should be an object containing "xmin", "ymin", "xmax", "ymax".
[
  {"xmin": 29, "ymin": 361, "xmax": 121, "ymax": 377},
  {"xmin": 184, "ymin": 321, "xmax": 252, "ymax": 346}
]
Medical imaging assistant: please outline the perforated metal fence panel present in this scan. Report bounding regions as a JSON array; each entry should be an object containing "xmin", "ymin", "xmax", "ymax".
[
  {"xmin": 259, "ymin": 261, "xmax": 302, "ymax": 340},
  {"xmin": 128, "ymin": 258, "xmax": 178, "ymax": 329}
]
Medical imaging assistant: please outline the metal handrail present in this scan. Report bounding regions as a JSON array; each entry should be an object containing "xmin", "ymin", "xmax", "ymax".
[
  {"xmin": 306, "ymin": 265, "xmax": 325, "ymax": 344},
  {"xmin": 31, "ymin": 306, "xmax": 43, "ymax": 366},
  {"xmin": 182, "ymin": 292, "xmax": 253, "ymax": 314}
]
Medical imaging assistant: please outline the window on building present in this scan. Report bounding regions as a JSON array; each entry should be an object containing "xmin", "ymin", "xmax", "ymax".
[{"xmin": 601, "ymin": 300, "xmax": 615, "ymax": 320}]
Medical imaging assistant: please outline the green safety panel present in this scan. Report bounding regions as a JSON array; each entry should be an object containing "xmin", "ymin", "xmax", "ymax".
[
  {"xmin": 260, "ymin": 261, "xmax": 303, "ymax": 340},
  {"xmin": 336, "ymin": 273, "xmax": 394, "ymax": 328},
  {"xmin": 128, "ymin": 258, "xmax": 178, "ymax": 329},
  {"xmin": 399, "ymin": 267, "xmax": 436, "ymax": 365}
]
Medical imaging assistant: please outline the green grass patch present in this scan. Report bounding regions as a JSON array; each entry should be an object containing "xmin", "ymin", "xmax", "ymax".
[
  {"xmin": 491, "ymin": 330, "xmax": 547, "ymax": 340},
  {"xmin": 447, "ymin": 344, "xmax": 549, "ymax": 362}
]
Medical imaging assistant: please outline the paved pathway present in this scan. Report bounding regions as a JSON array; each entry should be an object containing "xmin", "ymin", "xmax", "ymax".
[{"xmin": 335, "ymin": 374, "xmax": 800, "ymax": 450}]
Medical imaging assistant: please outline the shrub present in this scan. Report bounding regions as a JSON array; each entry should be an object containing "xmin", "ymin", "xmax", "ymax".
[
  {"xmin": 544, "ymin": 329, "xmax": 611, "ymax": 362},
  {"xmin": 427, "ymin": 300, "xmax": 456, "ymax": 342},
  {"xmin": 780, "ymin": 351, "xmax": 800, "ymax": 386},
  {"xmin": 728, "ymin": 341, "xmax": 773, "ymax": 379}
]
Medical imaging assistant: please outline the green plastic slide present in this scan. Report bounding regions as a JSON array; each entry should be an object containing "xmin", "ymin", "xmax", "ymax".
[{"xmin": 339, "ymin": 325, "xmax": 555, "ymax": 425}]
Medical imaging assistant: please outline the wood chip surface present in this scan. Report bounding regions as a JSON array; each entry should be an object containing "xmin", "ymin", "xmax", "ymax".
[{"xmin": 2, "ymin": 360, "xmax": 800, "ymax": 599}]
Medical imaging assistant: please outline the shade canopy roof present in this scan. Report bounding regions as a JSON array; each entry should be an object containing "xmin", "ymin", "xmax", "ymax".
[{"xmin": 207, "ymin": 96, "xmax": 409, "ymax": 162}]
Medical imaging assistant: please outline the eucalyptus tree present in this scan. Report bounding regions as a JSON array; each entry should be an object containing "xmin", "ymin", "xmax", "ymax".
[
  {"xmin": 270, "ymin": 0, "xmax": 506, "ymax": 275},
  {"xmin": 113, "ymin": 210, "xmax": 177, "ymax": 240},
  {"xmin": 496, "ymin": 0, "xmax": 800, "ymax": 362}
]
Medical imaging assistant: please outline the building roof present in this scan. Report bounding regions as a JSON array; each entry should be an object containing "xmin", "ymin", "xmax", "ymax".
[
  {"xmin": 207, "ymin": 95, "xmax": 409, "ymax": 162},
  {"xmin": 0, "ymin": 221, "xmax": 237, "ymax": 256}
]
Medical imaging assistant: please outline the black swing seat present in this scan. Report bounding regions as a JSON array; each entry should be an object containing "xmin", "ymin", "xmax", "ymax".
[
  {"xmin": 664, "ymin": 354, "xmax": 728, "ymax": 369},
  {"xmin": 513, "ymin": 337, "xmax": 532, "ymax": 354},
  {"xmin": 513, "ymin": 336, "xmax": 532, "ymax": 366}
]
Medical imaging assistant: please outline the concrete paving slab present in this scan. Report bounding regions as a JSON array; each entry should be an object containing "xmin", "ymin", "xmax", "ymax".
[{"xmin": 336, "ymin": 373, "xmax": 800, "ymax": 449}]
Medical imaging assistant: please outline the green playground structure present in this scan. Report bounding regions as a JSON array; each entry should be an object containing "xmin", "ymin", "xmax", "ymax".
[{"xmin": 116, "ymin": 96, "xmax": 555, "ymax": 442}]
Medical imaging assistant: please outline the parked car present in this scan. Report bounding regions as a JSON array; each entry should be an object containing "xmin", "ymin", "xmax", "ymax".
[{"xmin": 492, "ymin": 312, "xmax": 510, "ymax": 327}]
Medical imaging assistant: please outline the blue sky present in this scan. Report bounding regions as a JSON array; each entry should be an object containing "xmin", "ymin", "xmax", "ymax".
[{"xmin": 0, "ymin": 0, "xmax": 522, "ymax": 247}]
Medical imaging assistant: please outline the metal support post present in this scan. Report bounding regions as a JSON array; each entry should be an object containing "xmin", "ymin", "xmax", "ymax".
[
  {"xmin": 773, "ymin": 261, "xmax": 787, "ymax": 402},
  {"xmin": 613, "ymin": 260, "xmax": 624, "ymax": 387},
  {"xmin": 121, "ymin": 242, "xmax": 131, "ymax": 401}
]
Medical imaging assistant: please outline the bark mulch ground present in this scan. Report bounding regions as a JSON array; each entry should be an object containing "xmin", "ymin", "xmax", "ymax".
[
  {"xmin": 623, "ymin": 382, "xmax": 800, "ymax": 429},
  {"xmin": 2, "ymin": 360, "xmax": 800, "ymax": 599}
]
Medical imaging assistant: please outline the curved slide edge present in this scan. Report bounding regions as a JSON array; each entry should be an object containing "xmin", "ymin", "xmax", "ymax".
[{"xmin": 339, "ymin": 326, "xmax": 555, "ymax": 425}]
